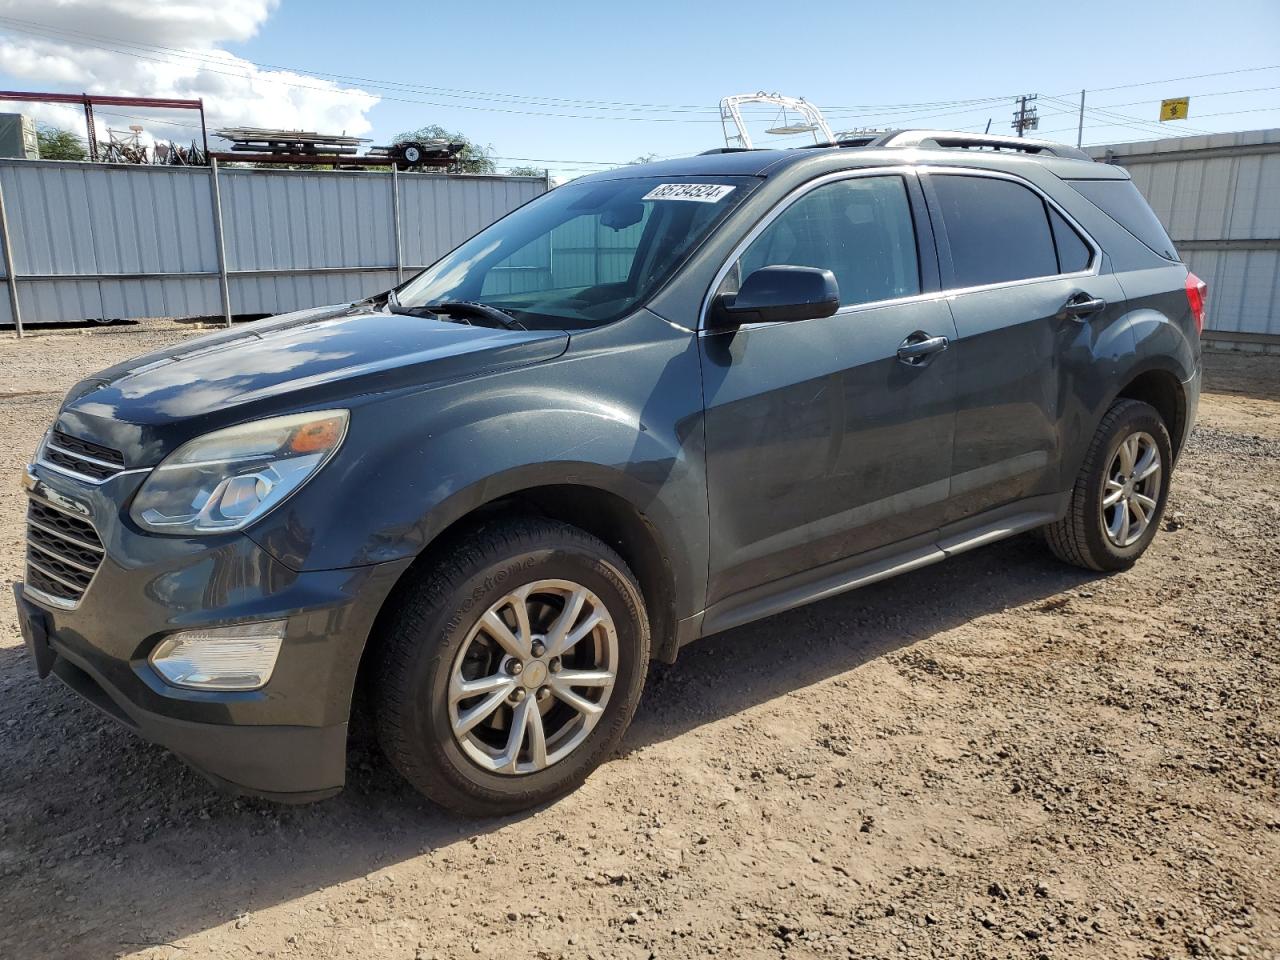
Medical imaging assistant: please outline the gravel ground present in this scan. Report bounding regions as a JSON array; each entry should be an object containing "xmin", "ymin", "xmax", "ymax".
[{"xmin": 1, "ymin": 320, "xmax": 1277, "ymax": 960}]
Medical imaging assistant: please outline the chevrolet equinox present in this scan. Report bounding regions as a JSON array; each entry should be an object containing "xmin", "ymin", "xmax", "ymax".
[{"xmin": 15, "ymin": 130, "xmax": 1204, "ymax": 814}]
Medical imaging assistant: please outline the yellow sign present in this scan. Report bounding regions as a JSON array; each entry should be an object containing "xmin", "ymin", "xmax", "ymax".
[{"xmin": 1160, "ymin": 97, "xmax": 1191, "ymax": 121}]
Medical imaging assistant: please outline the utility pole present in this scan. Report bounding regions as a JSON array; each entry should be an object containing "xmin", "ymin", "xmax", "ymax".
[
  {"xmin": 1077, "ymin": 89, "xmax": 1086, "ymax": 147},
  {"xmin": 1012, "ymin": 94, "xmax": 1039, "ymax": 138}
]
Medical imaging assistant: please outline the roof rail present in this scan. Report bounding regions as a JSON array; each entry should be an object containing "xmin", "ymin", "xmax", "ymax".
[
  {"xmin": 869, "ymin": 130, "xmax": 1093, "ymax": 161},
  {"xmin": 799, "ymin": 135, "xmax": 882, "ymax": 150}
]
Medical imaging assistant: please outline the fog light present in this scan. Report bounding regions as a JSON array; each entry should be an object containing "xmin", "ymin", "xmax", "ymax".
[{"xmin": 149, "ymin": 621, "xmax": 287, "ymax": 691}]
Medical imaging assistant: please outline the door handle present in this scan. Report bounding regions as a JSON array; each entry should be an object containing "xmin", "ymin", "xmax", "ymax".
[
  {"xmin": 896, "ymin": 333, "xmax": 950, "ymax": 365},
  {"xmin": 1059, "ymin": 294, "xmax": 1107, "ymax": 321}
]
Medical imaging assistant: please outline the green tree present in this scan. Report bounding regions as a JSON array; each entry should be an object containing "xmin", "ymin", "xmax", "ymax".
[
  {"xmin": 36, "ymin": 126, "xmax": 87, "ymax": 161},
  {"xmin": 505, "ymin": 164, "xmax": 546, "ymax": 178},
  {"xmin": 394, "ymin": 124, "xmax": 495, "ymax": 174}
]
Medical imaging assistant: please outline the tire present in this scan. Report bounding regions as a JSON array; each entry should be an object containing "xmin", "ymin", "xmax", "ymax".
[
  {"xmin": 1044, "ymin": 398, "xmax": 1173, "ymax": 572},
  {"xmin": 372, "ymin": 517, "xmax": 650, "ymax": 816}
]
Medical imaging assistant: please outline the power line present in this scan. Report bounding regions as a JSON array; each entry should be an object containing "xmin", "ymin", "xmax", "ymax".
[
  {"xmin": 1086, "ymin": 83, "xmax": 1280, "ymax": 111},
  {"xmin": 6, "ymin": 12, "xmax": 1277, "ymax": 127},
  {"xmin": 7, "ymin": 12, "xmax": 1279, "ymax": 162},
  {"xmin": 1037, "ymin": 105, "xmax": 1280, "ymax": 140},
  {"xmin": 1041, "ymin": 93, "xmax": 1218, "ymax": 137},
  {"xmin": 1012, "ymin": 94, "xmax": 1039, "ymax": 137},
  {"xmin": 821, "ymin": 66, "xmax": 1280, "ymax": 129},
  {"xmin": 848, "ymin": 66, "xmax": 1280, "ymax": 130},
  {"xmin": 0, "ymin": 18, "xmax": 723, "ymax": 122},
  {"xmin": 0, "ymin": 15, "xmax": 1025, "ymax": 123},
  {"xmin": 0, "ymin": 14, "xmax": 723, "ymax": 113},
  {"xmin": 1054, "ymin": 63, "xmax": 1280, "ymax": 96},
  {"xmin": 0, "ymin": 13, "xmax": 1041, "ymax": 120}
]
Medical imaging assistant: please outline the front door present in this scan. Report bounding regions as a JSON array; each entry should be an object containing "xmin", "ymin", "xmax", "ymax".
[{"xmin": 700, "ymin": 172, "xmax": 958, "ymax": 605}]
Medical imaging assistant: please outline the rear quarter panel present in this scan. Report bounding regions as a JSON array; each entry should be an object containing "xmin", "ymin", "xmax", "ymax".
[
  {"xmin": 1016, "ymin": 165, "xmax": 1199, "ymax": 483},
  {"xmin": 1055, "ymin": 261, "xmax": 1198, "ymax": 488}
]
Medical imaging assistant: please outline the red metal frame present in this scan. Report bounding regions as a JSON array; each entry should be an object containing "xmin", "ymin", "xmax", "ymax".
[{"xmin": 0, "ymin": 90, "xmax": 208, "ymax": 161}]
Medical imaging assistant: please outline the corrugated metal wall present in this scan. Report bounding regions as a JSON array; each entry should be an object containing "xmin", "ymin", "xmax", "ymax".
[
  {"xmin": 1088, "ymin": 129, "xmax": 1280, "ymax": 344},
  {"xmin": 477, "ymin": 205, "xmax": 650, "ymax": 297},
  {"xmin": 0, "ymin": 159, "xmax": 547, "ymax": 329}
]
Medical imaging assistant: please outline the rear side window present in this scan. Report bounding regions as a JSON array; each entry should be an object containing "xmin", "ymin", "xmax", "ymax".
[
  {"xmin": 732, "ymin": 175, "xmax": 921, "ymax": 308},
  {"xmin": 932, "ymin": 175, "xmax": 1058, "ymax": 287},
  {"xmin": 1069, "ymin": 179, "xmax": 1179, "ymax": 261},
  {"xmin": 1049, "ymin": 208, "xmax": 1093, "ymax": 273}
]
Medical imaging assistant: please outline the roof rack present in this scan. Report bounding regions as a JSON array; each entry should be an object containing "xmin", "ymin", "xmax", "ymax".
[
  {"xmin": 868, "ymin": 130, "xmax": 1092, "ymax": 161},
  {"xmin": 799, "ymin": 135, "xmax": 882, "ymax": 150}
]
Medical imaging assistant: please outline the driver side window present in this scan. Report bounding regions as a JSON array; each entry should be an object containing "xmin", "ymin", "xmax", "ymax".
[{"xmin": 729, "ymin": 176, "xmax": 921, "ymax": 308}]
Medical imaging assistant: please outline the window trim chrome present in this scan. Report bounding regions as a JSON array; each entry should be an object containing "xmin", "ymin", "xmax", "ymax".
[
  {"xmin": 698, "ymin": 163, "xmax": 1104, "ymax": 334},
  {"xmin": 698, "ymin": 166, "xmax": 924, "ymax": 333}
]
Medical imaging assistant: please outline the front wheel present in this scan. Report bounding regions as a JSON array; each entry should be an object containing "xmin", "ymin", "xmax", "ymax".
[
  {"xmin": 1044, "ymin": 398, "xmax": 1173, "ymax": 572},
  {"xmin": 372, "ymin": 518, "xmax": 649, "ymax": 815}
]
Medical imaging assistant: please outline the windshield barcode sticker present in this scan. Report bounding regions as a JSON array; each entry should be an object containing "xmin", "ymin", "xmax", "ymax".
[{"xmin": 642, "ymin": 183, "xmax": 736, "ymax": 203}]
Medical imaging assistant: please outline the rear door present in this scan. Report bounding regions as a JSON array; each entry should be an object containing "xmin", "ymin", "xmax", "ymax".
[
  {"xmin": 921, "ymin": 169, "xmax": 1127, "ymax": 522},
  {"xmin": 699, "ymin": 170, "xmax": 958, "ymax": 604}
]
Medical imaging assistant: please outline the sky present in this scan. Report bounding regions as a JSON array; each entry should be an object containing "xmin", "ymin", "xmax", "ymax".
[{"xmin": 0, "ymin": 0, "xmax": 1278, "ymax": 178}]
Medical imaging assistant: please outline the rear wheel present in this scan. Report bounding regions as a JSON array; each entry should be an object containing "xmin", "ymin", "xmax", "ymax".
[
  {"xmin": 373, "ymin": 518, "xmax": 649, "ymax": 815},
  {"xmin": 1044, "ymin": 399, "xmax": 1173, "ymax": 572}
]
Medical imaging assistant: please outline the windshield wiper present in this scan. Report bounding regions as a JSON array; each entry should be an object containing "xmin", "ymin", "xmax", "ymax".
[
  {"xmin": 387, "ymin": 301, "xmax": 453, "ymax": 319},
  {"xmin": 388, "ymin": 299, "xmax": 525, "ymax": 330},
  {"xmin": 385, "ymin": 288, "xmax": 455, "ymax": 320}
]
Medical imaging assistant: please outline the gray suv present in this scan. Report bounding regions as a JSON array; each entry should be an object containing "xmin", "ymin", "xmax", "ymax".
[{"xmin": 15, "ymin": 130, "xmax": 1204, "ymax": 814}]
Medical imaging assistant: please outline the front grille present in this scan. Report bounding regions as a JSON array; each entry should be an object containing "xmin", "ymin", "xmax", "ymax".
[
  {"xmin": 42, "ymin": 431, "xmax": 125, "ymax": 482},
  {"xmin": 24, "ymin": 498, "xmax": 105, "ymax": 608}
]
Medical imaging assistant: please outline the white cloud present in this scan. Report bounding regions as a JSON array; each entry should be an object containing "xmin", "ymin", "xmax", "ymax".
[{"xmin": 0, "ymin": 1, "xmax": 380, "ymax": 148}]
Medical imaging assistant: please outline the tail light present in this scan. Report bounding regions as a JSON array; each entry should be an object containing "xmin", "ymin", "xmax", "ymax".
[{"xmin": 1185, "ymin": 272, "xmax": 1207, "ymax": 336}]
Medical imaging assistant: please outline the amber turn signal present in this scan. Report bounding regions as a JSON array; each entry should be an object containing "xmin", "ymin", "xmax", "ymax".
[{"xmin": 289, "ymin": 416, "xmax": 345, "ymax": 454}]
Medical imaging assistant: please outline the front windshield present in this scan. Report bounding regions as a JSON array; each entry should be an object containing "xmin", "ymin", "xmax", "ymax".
[{"xmin": 394, "ymin": 175, "xmax": 755, "ymax": 330}]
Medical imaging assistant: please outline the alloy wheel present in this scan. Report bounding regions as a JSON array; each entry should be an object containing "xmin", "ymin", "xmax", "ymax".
[
  {"xmin": 447, "ymin": 579, "xmax": 618, "ymax": 775},
  {"xmin": 1101, "ymin": 430, "xmax": 1162, "ymax": 548}
]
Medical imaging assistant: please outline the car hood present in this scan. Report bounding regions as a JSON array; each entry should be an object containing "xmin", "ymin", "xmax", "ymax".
[{"xmin": 54, "ymin": 303, "xmax": 569, "ymax": 466}]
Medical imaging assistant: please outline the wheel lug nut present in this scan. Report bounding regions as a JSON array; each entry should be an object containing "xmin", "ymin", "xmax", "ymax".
[
  {"xmin": 510, "ymin": 687, "xmax": 526, "ymax": 703},
  {"xmin": 536, "ymin": 686, "xmax": 551, "ymax": 702},
  {"xmin": 548, "ymin": 657, "xmax": 561, "ymax": 674},
  {"xmin": 531, "ymin": 641, "xmax": 546, "ymax": 658},
  {"xmin": 507, "ymin": 660, "xmax": 523, "ymax": 676}
]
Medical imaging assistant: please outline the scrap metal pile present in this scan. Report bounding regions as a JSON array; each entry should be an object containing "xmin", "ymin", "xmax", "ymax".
[{"xmin": 98, "ymin": 126, "xmax": 206, "ymax": 165}]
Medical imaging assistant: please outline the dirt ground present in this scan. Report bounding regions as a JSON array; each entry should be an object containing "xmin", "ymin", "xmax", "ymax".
[{"xmin": 1, "ymin": 321, "xmax": 1277, "ymax": 960}]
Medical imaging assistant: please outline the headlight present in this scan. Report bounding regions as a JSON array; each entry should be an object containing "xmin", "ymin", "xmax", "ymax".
[{"xmin": 130, "ymin": 410, "xmax": 348, "ymax": 534}]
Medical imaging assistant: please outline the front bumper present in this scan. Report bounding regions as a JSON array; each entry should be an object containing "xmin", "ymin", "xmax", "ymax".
[{"xmin": 17, "ymin": 463, "xmax": 411, "ymax": 802}]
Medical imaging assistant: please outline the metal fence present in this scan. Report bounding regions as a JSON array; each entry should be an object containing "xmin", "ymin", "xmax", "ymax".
[
  {"xmin": 0, "ymin": 158, "xmax": 549, "ymax": 336},
  {"xmin": 1089, "ymin": 128, "xmax": 1280, "ymax": 350}
]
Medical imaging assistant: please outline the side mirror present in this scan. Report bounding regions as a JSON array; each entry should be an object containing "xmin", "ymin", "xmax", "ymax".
[{"xmin": 710, "ymin": 265, "xmax": 840, "ymax": 328}]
